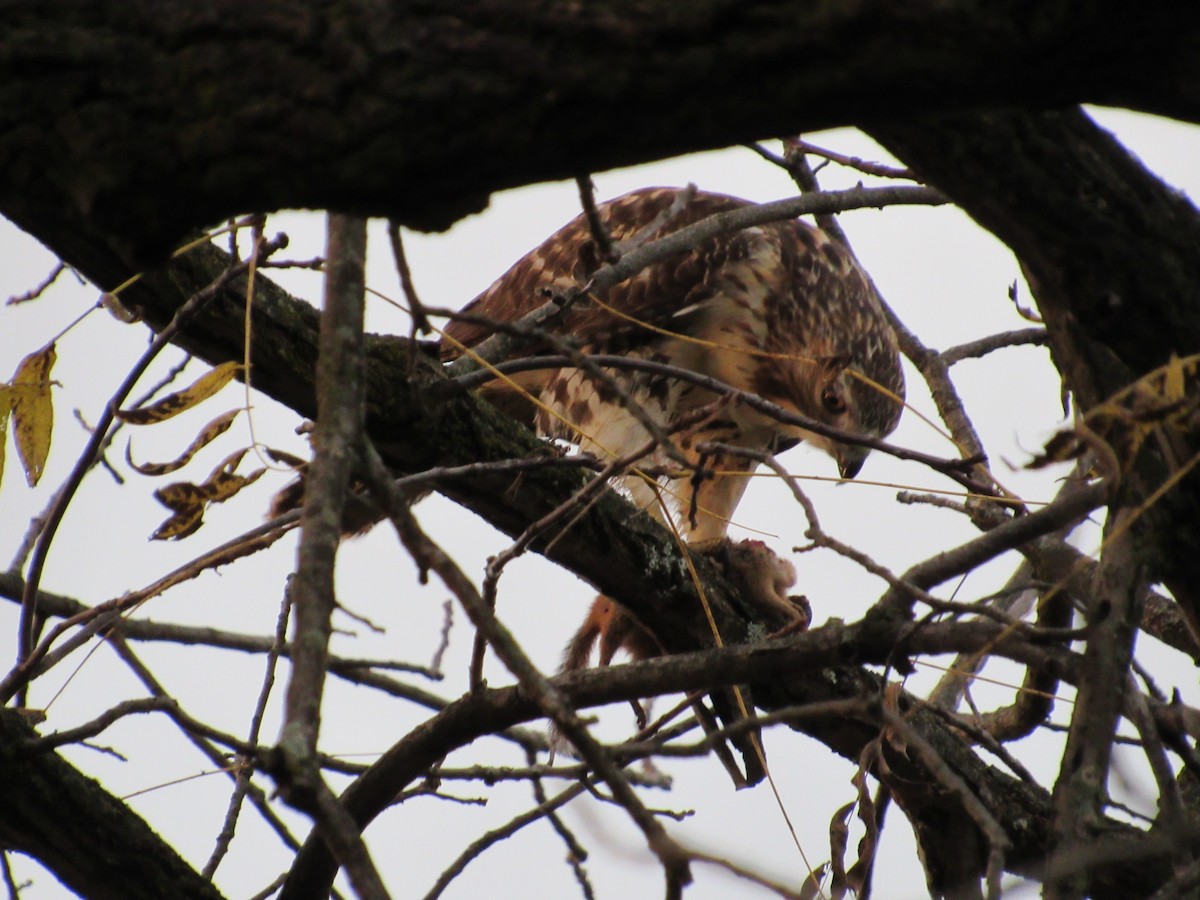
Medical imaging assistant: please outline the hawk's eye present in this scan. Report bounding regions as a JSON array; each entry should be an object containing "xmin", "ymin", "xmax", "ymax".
[{"xmin": 821, "ymin": 386, "xmax": 847, "ymax": 414}]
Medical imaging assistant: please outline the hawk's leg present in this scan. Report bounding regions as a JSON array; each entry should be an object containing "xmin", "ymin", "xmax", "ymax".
[{"xmin": 680, "ymin": 452, "xmax": 759, "ymax": 546}]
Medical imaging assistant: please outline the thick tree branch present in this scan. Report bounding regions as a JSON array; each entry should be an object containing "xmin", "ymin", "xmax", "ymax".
[
  {"xmin": 2, "ymin": 2, "xmax": 1200, "ymax": 266},
  {"xmin": 0, "ymin": 710, "xmax": 227, "ymax": 900},
  {"xmin": 868, "ymin": 107, "xmax": 1200, "ymax": 642}
]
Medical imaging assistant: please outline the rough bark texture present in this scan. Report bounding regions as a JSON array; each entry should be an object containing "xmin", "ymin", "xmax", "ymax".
[
  {"xmin": 868, "ymin": 109, "xmax": 1200, "ymax": 627},
  {"xmin": 2, "ymin": 1, "xmax": 1200, "ymax": 267},
  {"xmin": 0, "ymin": 710, "xmax": 227, "ymax": 900}
]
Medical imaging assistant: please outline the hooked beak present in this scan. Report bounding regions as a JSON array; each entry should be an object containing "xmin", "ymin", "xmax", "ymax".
[{"xmin": 836, "ymin": 445, "xmax": 869, "ymax": 481}]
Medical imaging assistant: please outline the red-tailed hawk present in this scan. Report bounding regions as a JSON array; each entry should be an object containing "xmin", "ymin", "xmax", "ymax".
[{"xmin": 441, "ymin": 187, "xmax": 905, "ymax": 545}]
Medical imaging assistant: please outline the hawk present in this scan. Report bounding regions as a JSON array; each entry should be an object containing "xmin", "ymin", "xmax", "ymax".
[{"xmin": 440, "ymin": 187, "xmax": 905, "ymax": 545}]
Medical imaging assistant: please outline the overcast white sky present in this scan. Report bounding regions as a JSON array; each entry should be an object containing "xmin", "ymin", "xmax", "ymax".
[{"xmin": 2, "ymin": 108, "xmax": 1199, "ymax": 899}]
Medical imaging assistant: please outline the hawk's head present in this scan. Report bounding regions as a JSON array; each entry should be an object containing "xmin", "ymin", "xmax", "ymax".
[
  {"xmin": 802, "ymin": 352, "xmax": 904, "ymax": 479},
  {"xmin": 756, "ymin": 221, "xmax": 906, "ymax": 479}
]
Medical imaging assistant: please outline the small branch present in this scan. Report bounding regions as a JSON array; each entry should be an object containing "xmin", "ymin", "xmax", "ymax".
[
  {"xmin": 269, "ymin": 215, "xmax": 381, "ymax": 898},
  {"xmin": 423, "ymin": 781, "xmax": 588, "ymax": 900},
  {"xmin": 443, "ymin": 184, "xmax": 947, "ymax": 381},
  {"xmin": 20, "ymin": 697, "xmax": 176, "ymax": 752},
  {"xmin": 749, "ymin": 138, "xmax": 917, "ymax": 182},
  {"xmin": 108, "ymin": 636, "xmax": 305, "ymax": 854},
  {"xmin": 878, "ymin": 479, "xmax": 1111, "ymax": 616},
  {"xmin": 358, "ymin": 438, "xmax": 694, "ymax": 892},
  {"xmin": 1123, "ymin": 676, "xmax": 1189, "ymax": 844},
  {"xmin": 880, "ymin": 707, "xmax": 1010, "ymax": 900},
  {"xmin": 6, "ymin": 260, "xmax": 68, "ymax": 305},
  {"xmin": 575, "ymin": 174, "xmax": 619, "ymax": 264},
  {"xmin": 386, "ymin": 221, "xmax": 430, "ymax": 335},
  {"xmin": 941, "ymin": 328, "xmax": 1049, "ymax": 366},
  {"xmin": 204, "ymin": 591, "xmax": 293, "ymax": 879},
  {"xmin": 446, "ymin": 353, "xmax": 989, "ymax": 491},
  {"xmin": 0, "ymin": 521, "xmax": 294, "ymax": 704},
  {"xmin": 1048, "ymin": 506, "xmax": 1146, "ymax": 899}
]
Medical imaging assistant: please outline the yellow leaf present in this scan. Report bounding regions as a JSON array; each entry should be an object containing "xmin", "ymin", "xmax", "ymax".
[
  {"xmin": 206, "ymin": 467, "xmax": 265, "ymax": 503},
  {"xmin": 11, "ymin": 344, "xmax": 56, "ymax": 486},
  {"xmin": 0, "ymin": 386, "xmax": 12, "ymax": 492},
  {"xmin": 126, "ymin": 409, "xmax": 241, "ymax": 476},
  {"xmin": 1164, "ymin": 353, "xmax": 1186, "ymax": 403},
  {"xmin": 116, "ymin": 361, "xmax": 241, "ymax": 425},
  {"xmin": 154, "ymin": 481, "xmax": 215, "ymax": 511},
  {"xmin": 147, "ymin": 446, "xmax": 263, "ymax": 539},
  {"xmin": 207, "ymin": 447, "xmax": 250, "ymax": 481},
  {"xmin": 152, "ymin": 505, "xmax": 206, "ymax": 541}
]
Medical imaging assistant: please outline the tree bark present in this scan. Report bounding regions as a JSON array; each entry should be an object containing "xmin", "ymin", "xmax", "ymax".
[
  {"xmin": 0, "ymin": 710, "xmax": 227, "ymax": 900},
  {"xmin": 3, "ymin": 1, "xmax": 1200, "ymax": 267},
  {"xmin": 868, "ymin": 108, "xmax": 1200, "ymax": 632}
]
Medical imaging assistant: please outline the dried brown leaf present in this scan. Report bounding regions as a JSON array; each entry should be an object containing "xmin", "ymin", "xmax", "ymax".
[
  {"xmin": 152, "ymin": 505, "xmax": 206, "ymax": 541},
  {"xmin": 116, "ymin": 361, "xmax": 240, "ymax": 425},
  {"xmin": 205, "ymin": 467, "xmax": 265, "ymax": 503},
  {"xmin": 149, "ymin": 445, "xmax": 263, "ymax": 538},
  {"xmin": 829, "ymin": 799, "xmax": 855, "ymax": 899},
  {"xmin": 126, "ymin": 409, "xmax": 241, "ymax": 476},
  {"xmin": 1026, "ymin": 429, "xmax": 1088, "ymax": 470},
  {"xmin": 154, "ymin": 481, "xmax": 214, "ymax": 512},
  {"xmin": 846, "ymin": 748, "xmax": 882, "ymax": 893},
  {"xmin": 263, "ymin": 446, "xmax": 307, "ymax": 469},
  {"xmin": 798, "ymin": 864, "xmax": 829, "ymax": 900}
]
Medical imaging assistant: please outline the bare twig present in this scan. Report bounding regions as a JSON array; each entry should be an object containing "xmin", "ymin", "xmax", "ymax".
[
  {"xmin": 269, "ymin": 214, "xmax": 388, "ymax": 898},
  {"xmin": 447, "ymin": 353, "xmax": 990, "ymax": 491},
  {"xmin": 108, "ymin": 636, "xmax": 305, "ymax": 854},
  {"xmin": 424, "ymin": 780, "xmax": 588, "ymax": 900},
  {"xmin": 204, "ymin": 591, "xmax": 293, "ymax": 879},
  {"xmin": 941, "ymin": 328, "xmax": 1049, "ymax": 365},
  {"xmin": 1048, "ymin": 507, "xmax": 1145, "ymax": 900},
  {"xmin": 6, "ymin": 261, "xmax": 68, "ymax": 305},
  {"xmin": 575, "ymin": 174, "xmax": 619, "ymax": 264},
  {"xmin": 19, "ymin": 697, "xmax": 176, "ymax": 752},
  {"xmin": 359, "ymin": 438, "xmax": 694, "ymax": 892},
  {"xmin": 0, "ymin": 521, "xmax": 294, "ymax": 703},
  {"xmin": 386, "ymin": 221, "xmax": 430, "ymax": 335}
]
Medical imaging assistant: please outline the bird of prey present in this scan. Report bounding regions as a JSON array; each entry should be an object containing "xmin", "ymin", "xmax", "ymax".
[{"xmin": 440, "ymin": 187, "xmax": 905, "ymax": 545}]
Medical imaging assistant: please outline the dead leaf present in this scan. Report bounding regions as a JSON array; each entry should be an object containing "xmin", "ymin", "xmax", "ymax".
[
  {"xmin": 846, "ymin": 748, "xmax": 882, "ymax": 893},
  {"xmin": 149, "ymin": 445, "xmax": 264, "ymax": 539},
  {"xmin": 798, "ymin": 863, "xmax": 829, "ymax": 900},
  {"xmin": 10, "ymin": 344, "xmax": 56, "ymax": 486},
  {"xmin": 828, "ymin": 800, "xmax": 854, "ymax": 899},
  {"xmin": 152, "ymin": 505, "xmax": 206, "ymax": 541},
  {"xmin": 154, "ymin": 481, "xmax": 215, "ymax": 512},
  {"xmin": 1026, "ymin": 429, "xmax": 1089, "ymax": 470},
  {"xmin": 116, "ymin": 361, "xmax": 240, "ymax": 425},
  {"xmin": 206, "ymin": 447, "xmax": 250, "ymax": 481},
  {"xmin": 264, "ymin": 446, "xmax": 307, "ymax": 469},
  {"xmin": 126, "ymin": 409, "xmax": 240, "ymax": 475}
]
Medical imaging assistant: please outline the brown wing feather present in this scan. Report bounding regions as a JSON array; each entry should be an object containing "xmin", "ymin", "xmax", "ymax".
[{"xmin": 441, "ymin": 188, "xmax": 762, "ymax": 357}]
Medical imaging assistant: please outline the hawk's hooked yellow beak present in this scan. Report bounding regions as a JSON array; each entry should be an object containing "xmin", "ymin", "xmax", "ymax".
[{"xmin": 836, "ymin": 444, "xmax": 869, "ymax": 481}]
